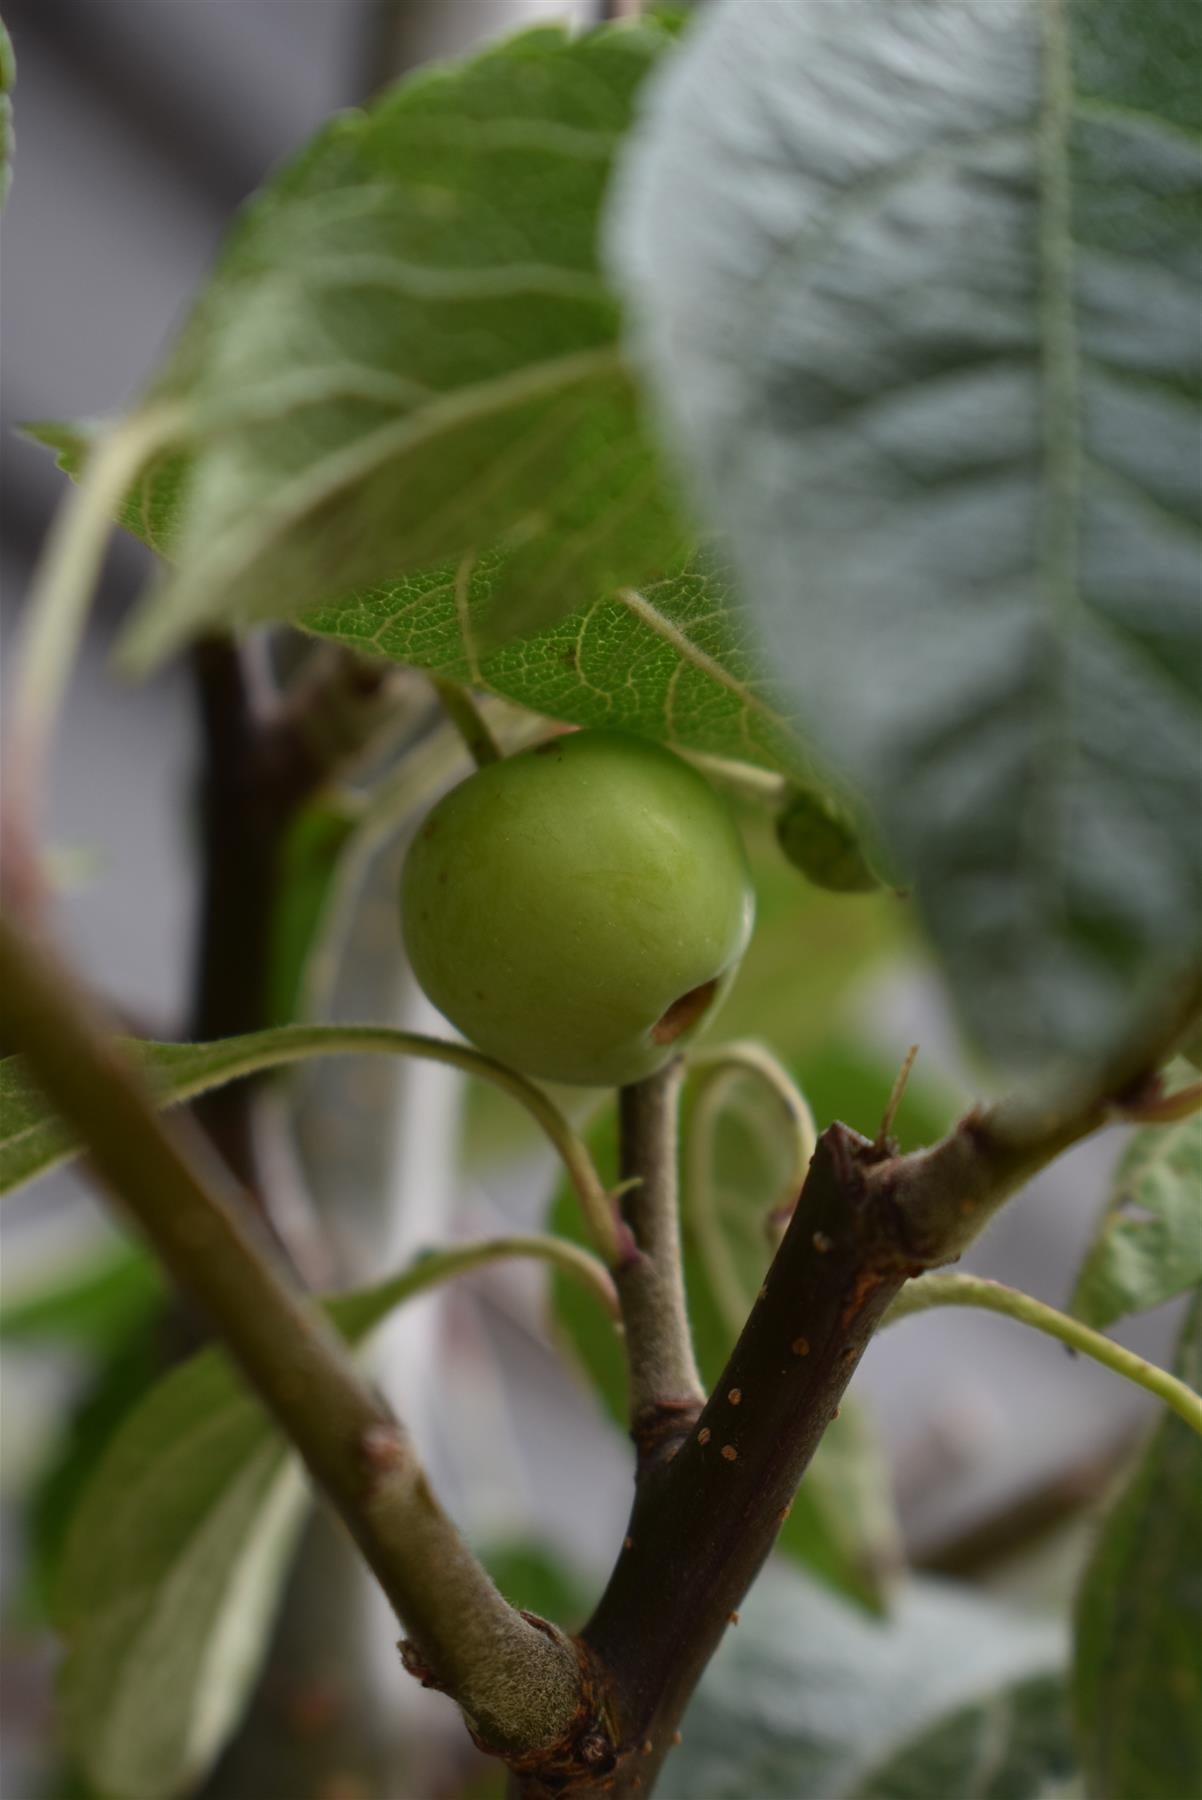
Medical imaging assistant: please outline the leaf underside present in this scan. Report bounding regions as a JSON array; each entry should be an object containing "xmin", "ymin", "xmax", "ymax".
[
  {"xmin": 609, "ymin": 0, "xmax": 1202, "ymax": 1080},
  {"xmin": 113, "ymin": 21, "xmax": 691, "ymax": 667}
]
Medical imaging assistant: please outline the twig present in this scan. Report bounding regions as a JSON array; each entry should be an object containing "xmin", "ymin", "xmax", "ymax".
[
  {"xmin": 884, "ymin": 1273, "xmax": 1202, "ymax": 1436},
  {"xmin": 569, "ymin": 989, "xmax": 1202, "ymax": 1793},
  {"xmin": 431, "ymin": 675, "xmax": 502, "ymax": 767},
  {"xmin": 615, "ymin": 1063, "xmax": 705, "ymax": 1470},
  {"xmin": 0, "ymin": 912, "xmax": 585, "ymax": 1762},
  {"xmin": 187, "ymin": 638, "xmax": 408, "ymax": 1242},
  {"xmin": 583, "ymin": 1123, "xmax": 909, "ymax": 1794},
  {"xmin": 875, "ymin": 1043, "xmax": 919, "ymax": 1149}
]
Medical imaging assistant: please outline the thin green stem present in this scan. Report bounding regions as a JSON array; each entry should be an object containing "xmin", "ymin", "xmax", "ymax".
[
  {"xmin": 683, "ymin": 1045, "xmax": 817, "ymax": 1340},
  {"xmin": 885, "ymin": 1273, "xmax": 1202, "ymax": 1438},
  {"xmin": 683, "ymin": 1066, "xmax": 757, "ymax": 1339},
  {"xmin": 687, "ymin": 1040, "xmax": 816, "ymax": 1192},
  {"xmin": 5, "ymin": 1021, "xmax": 621, "ymax": 1267},
  {"xmin": 342, "ymin": 1232, "xmax": 620, "ymax": 1326},
  {"xmin": 430, "ymin": 675, "xmax": 502, "ymax": 766},
  {"xmin": 5, "ymin": 408, "xmax": 182, "ymax": 834}
]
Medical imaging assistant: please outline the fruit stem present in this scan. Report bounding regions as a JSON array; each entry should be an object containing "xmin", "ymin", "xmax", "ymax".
[
  {"xmin": 614, "ymin": 1062, "xmax": 705, "ymax": 1466},
  {"xmin": 431, "ymin": 674, "xmax": 502, "ymax": 766}
]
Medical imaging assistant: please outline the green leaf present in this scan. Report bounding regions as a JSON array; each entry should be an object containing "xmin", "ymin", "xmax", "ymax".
[
  {"xmin": 851, "ymin": 1673, "xmax": 1078, "ymax": 1800},
  {"xmin": 25, "ymin": 420, "xmax": 187, "ymax": 562},
  {"xmin": 776, "ymin": 786, "xmax": 883, "ymax": 895},
  {"xmin": 1072, "ymin": 1292, "xmax": 1202, "ymax": 1799},
  {"xmin": 117, "ymin": 20, "xmax": 689, "ymax": 668},
  {"xmin": 0, "ymin": 1239, "xmax": 163, "ymax": 1347},
  {"xmin": 28, "ymin": 1318, "xmax": 166, "ymax": 1622},
  {"xmin": 58, "ymin": 1246, "xmax": 612, "ymax": 1800},
  {"xmin": 30, "ymin": 417, "xmax": 826, "ymax": 791},
  {"xmin": 1071, "ymin": 1104, "xmax": 1202, "ymax": 1327},
  {"xmin": 57, "ymin": 1340, "xmax": 310, "ymax": 1800},
  {"xmin": 268, "ymin": 794, "xmax": 360, "ymax": 1025},
  {"xmin": 610, "ymin": 0, "xmax": 1202, "ymax": 1081},
  {"xmin": 659, "ymin": 1562, "xmax": 1067, "ymax": 1798},
  {"xmin": 0, "ymin": 17, "xmax": 15, "ymax": 210},
  {"xmin": 307, "ymin": 547, "xmax": 824, "ymax": 788},
  {"xmin": 480, "ymin": 1541, "xmax": 592, "ymax": 1630}
]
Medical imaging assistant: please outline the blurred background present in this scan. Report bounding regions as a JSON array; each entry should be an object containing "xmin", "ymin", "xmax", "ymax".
[{"xmin": 0, "ymin": 4, "xmax": 1182, "ymax": 1797}]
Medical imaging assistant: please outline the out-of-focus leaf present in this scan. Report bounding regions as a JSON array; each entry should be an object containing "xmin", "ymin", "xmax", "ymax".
[
  {"xmin": 57, "ymin": 1340, "xmax": 310, "ymax": 1800},
  {"xmin": 1071, "ymin": 1103, "xmax": 1202, "ymax": 1327},
  {"xmin": 29, "ymin": 1319, "xmax": 165, "ymax": 1618},
  {"xmin": 58, "ymin": 1244, "xmax": 612, "ymax": 1800},
  {"xmin": 659, "ymin": 1562, "xmax": 1066, "ymax": 1798},
  {"xmin": 851, "ymin": 1673, "xmax": 1077, "ymax": 1800},
  {"xmin": 776, "ymin": 786, "xmax": 883, "ymax": 895},
  {"xmin": 480, "ymin": 1541, "xmax": 592, "ymax": 1630},
  {"xmin": 0, "ymin": 1240, "xmax": 163, "ymax": 1347},
  {"xmin": 112, "ymin": 21, "xmax": 690, "ymax": 667},
  {"xmin": 0, "ymin": 18, "xmax": 14, "ymax": 209},
  {"xmin": 610, "ymin": 0, "xmax": 1202, "ymax": 1083},
  {"xmin": 717, "ymin": 815, "xmax": 908, "ymax": 1063},
  {"xmin": 268, "ymin": 794, "xmax": 360, "ymax": 1025},
  {"xmin": 25, "ymin": 420, "xmax": 186, "ymax": 560},
  {"xmin": 1072, "ymin": 1293, "xmax": 1202, "ymax": 1799}
]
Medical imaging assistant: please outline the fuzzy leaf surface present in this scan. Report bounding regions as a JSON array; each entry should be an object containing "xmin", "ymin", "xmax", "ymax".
[{"xmin": 610, "ymin": 0, "xmax": 1202, "ymax": 1079}]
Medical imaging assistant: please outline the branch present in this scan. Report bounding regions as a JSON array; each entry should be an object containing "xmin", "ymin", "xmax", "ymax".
[
  {"xmin": 187, "ymin": 637, "xmax": 407, "ymax": 1235},
  {"xmin": 885, "ymin": 1273, "xmax": 1202, "ymax": 1436},
  {"xmin": 614, "ymin": 1063, "xmax": 705, "ymax": 1467},
  {"xmin": 880, "ymin": 974, "xmax": 1202, "ymax": 1265},
  {"xmin": 580, "ymin": 1123, "xmax": 908, "ymax": 1794},
  {"xmin": 0, "ymin": 913, "xmax": 588, "ymax": 1764},
  {"xmin": 566, "ymin": 1008, "xmax": 1202, "ymax": 1792}
]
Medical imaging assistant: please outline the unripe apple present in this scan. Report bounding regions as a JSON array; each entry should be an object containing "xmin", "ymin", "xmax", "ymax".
[{"xmin": 400, "ymin": 730, "xmax": 755, "ymax": 1086}]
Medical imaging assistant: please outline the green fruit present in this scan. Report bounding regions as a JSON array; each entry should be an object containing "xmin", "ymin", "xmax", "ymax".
[{"xmin": 401, "ymin": 730, "xmax": 755, "ymax": 1086}]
